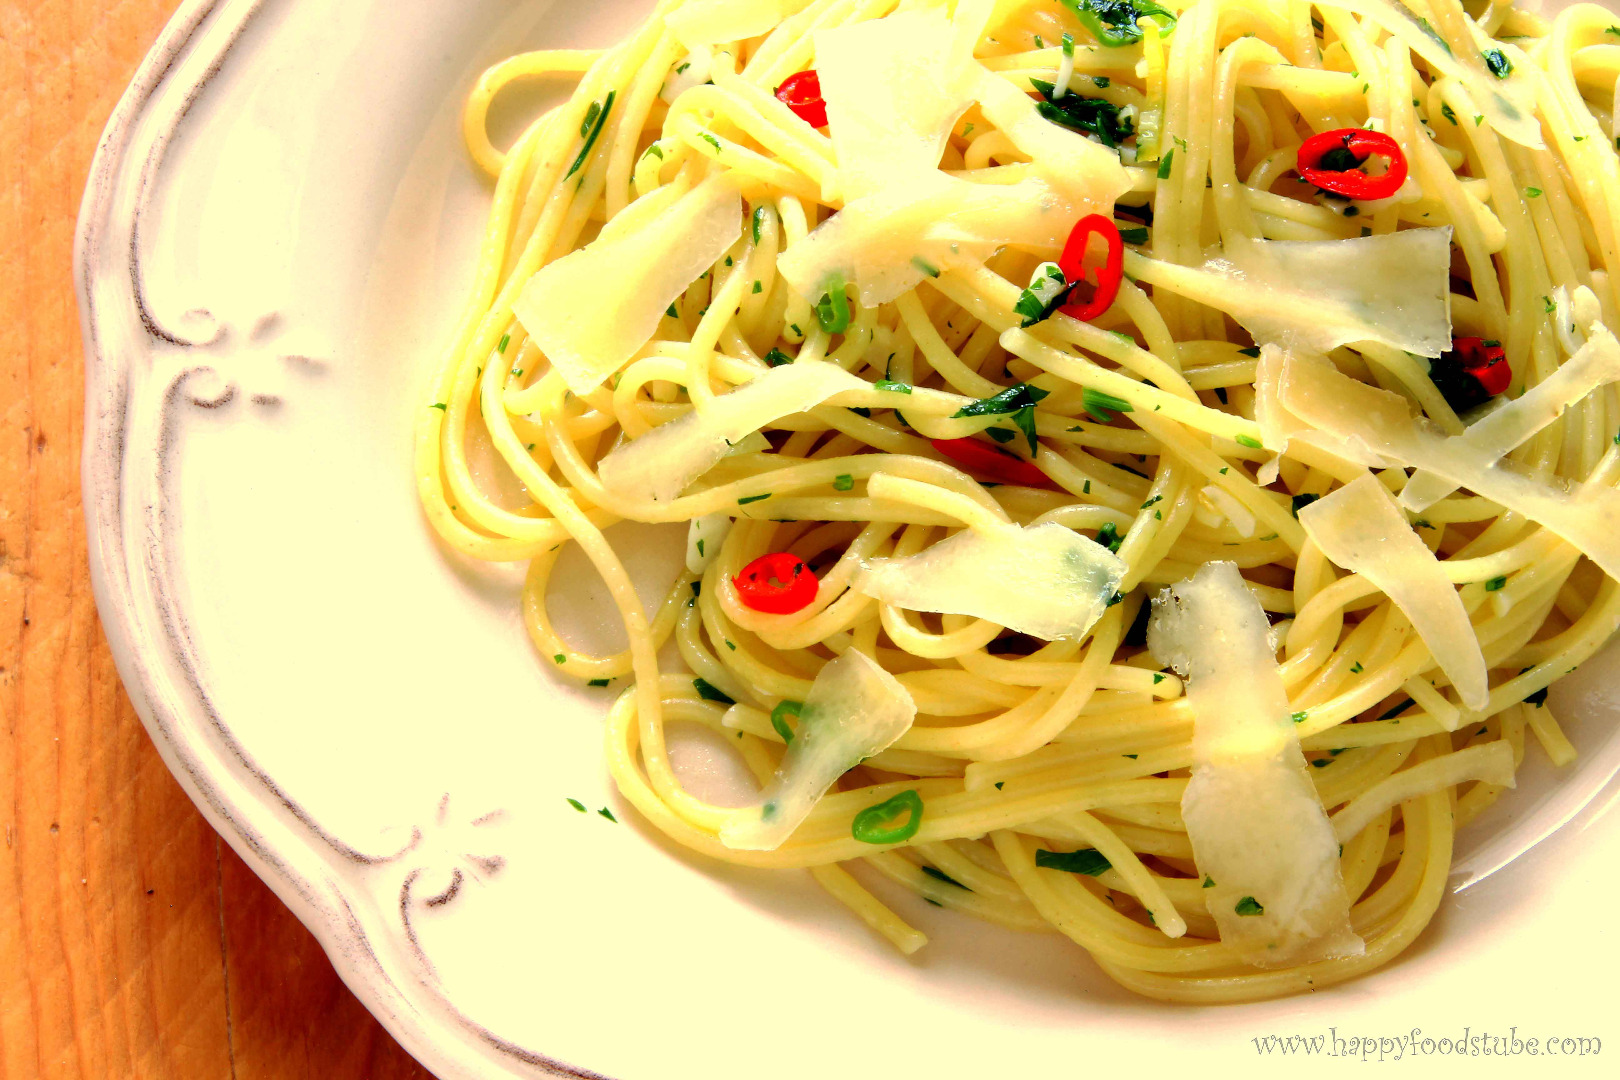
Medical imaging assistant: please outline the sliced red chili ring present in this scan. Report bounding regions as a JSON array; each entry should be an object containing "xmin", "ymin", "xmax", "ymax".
[
  {"xmin": 932, "ymin": 438, "xmax": 1054, "ymax": 489},
  {"xmin": 1056, "ymin": 214, "xmax": 1125, "ymax": 323},
  {"xmin": 734, "ymin": 552, "xmax": 819, "ymax": 614},
  {"xmin": 1430, "ymin": 336, "xmax": 1510, "ymax": 412},
  {"xmin": 775, "ymin": 70, "xmax": 828, "ymax": 129},
  {"xmin": 1296, "ymin": 128, "xmax": 1408, "ymax": 202}
]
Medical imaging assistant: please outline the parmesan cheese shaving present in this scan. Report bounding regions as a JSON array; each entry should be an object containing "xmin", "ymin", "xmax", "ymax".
[
  {"xmin": 1279, "ymin": 347, "xmax": 1620, "ymax": 581},
  {"xmin": 857, "ymin": 522, "xmax": 1126, "ymax": 641},
  {"xmin": 1254, "ymin": 345, "xmax": 1391, "ymax": 468},
  {"xmin": 514, "ymin": 176, "xmax": 742, "ymax": 395},
  {"xmin": 598, "ymin": 362, "xmax": 868, "ymax": 503},
  {"xmin": 1299, "ymin": 474, "xmax": 1488, "ymax": 714},
  {"xmin": 666, "ymin": 0, "xmax": 816, "ymax": 49},
  {"xmin": 1148, "ymin": 562, "xmax": 1364, "ymax": 969},
  {"xmin": 816, "ymin": 10, "xmax": 976, "ymax": 201},
  {"xmin": 1401, "ymin": 321, "xmax": 1620, "ymax": 512},
  {"xmin": 720, "ymin": 649, "xmax": 916, "ymax": 851},
  {"xmin": 1134, "ymin": 230, "xmax": 1454, "ymax": 357}
]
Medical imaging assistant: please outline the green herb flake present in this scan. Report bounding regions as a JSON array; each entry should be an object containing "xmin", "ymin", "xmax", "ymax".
[
  {"xmin": 764, "ymin": 348, "xmax": 793, "ymax": 367},
  {"xmin": 1485, "ymin": 575, "xmax": 1508, "ymax": 592},
  {"xmin": 874, "ymin": 380, "xmax": 913, "ymax": 394},
  {"xmin": 1291, "ymin": 493, "xmax": 1320, "ymax": 517},
  {"xmin": 1234, "ymin": 896, "xmax": 1264, "ymax": 916},
  {"xmin": 1153, "ymin": 673, "xmax": 1165, "ymax": 684},
  {"xmin": 1034, "ymin": 848, "xmax": 1112, "ymax": 877},
  {"xmin": 1097, "ymin": 522, "xmax": 1124, "ymax": 553},
  {"xmin": 1237, "ymin": 345, "xmax": 1262, "ymax": 358},
  {"xmin": 1119, "ymin": 226, "xmax": 1150, "ymax": 244},
  {"xmin": 1525, "ymin": 186, "xmax": 1542, "ymax": 198},
  {"xmin": 994, "ymin": 781, "xmax": 1005, "ymax": 790},
  {"xmin": 1235, "ymin": 434, "xmax": 1262, "ymax": 449},
  {"xmin": 565, "ymin": 90, "xmax": 615, "ymax": 179},
  {"xmin": 910, "ymin": 256, "xmax": 941, "ymax": 278},
  {"xmin": 567, "ymin": 798, "xmax": 587, "ymax": 813},
  {"xmin": 430, "ymin": 402, "xmax": 448, "ymax": 411},
  {"xmin": 1351, "ymin": 661, "xmax": 1365, "ymax": 674},
  {"xmin": 693, "ymin": 678, "xmax": 735, "ymax": 705},
  {"xmin": 667, "ymin": 303, "xmax": 680, "ymax": 318},
  {"xmin": 738, "ymin": 493, "xmax": 772, "ymax": 505},
  {"xmin": 1377, "ymin": 698, "xmax": 1416, "ymax": 722},
  {"xmin": 588, "ymin": 678, "xmax": 611, "ymax": 688},
  {"xmin": 1291, "ymin": 711, "xmax": 1309, "ymax": 724},
  {"xmin": 554, "ymin": 654, "xmax": 566, "ymax": 664},
  {"xmin": 920, "ymin": 865, "xmax": 969, "ymax": 890},
  {"xmin": 1202, "ymin": 876, "xmax": 1215, "ymax": 888},
  {"xmin": 598, "ymin": 807, "xmax": 618, "ymax": 823},
  {"xmin": 1475, "ymin": 113, "xmax": 1484, "ymax": 126},
  {"xmin": 1140, "ymin": 495, "xmax": 1163, "ymax": 510},
  {"xmin": 771, "ymin": 700, "xmax": 802, "ymax": 743},
  {"xmin": 1156, "ymin": 148, "xmax": 1175, "ymax": 179},
  {"xmin": 1482, "ymin": 48, "xmax": 1512, "ymax": 79},
  {"xmin": 834, "ymin": 474, "xmax": 854, "ymax": 491},
  {"xmin": 700, "ymin": 131, "xmax": 722, "ymax": 151},
  {"xmin": 1082, "ymin": 387, "xmax": 1135, "ymax": 423},
  {"xmin": 752, "ymin": 281, "xmax": 763, "ymax": 294},
  {"xmin": 1440, "ymin": 102, "xmax": 1457, "ymax": 125}
]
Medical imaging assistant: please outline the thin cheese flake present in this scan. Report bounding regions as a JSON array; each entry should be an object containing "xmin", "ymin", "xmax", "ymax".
[
  {"xmin": 1255, "ymin": 345, "xmax": 1391, "ymax": 468},
  {"xmin": 815, "ymin": 10, "xmax": 976, "ymax": 202},
  {"xmin": 1279, "ymin": 347, "xmax": 1620, "ymax": 581},
  {"xmin": 598, "ymin": 362, "xmax": 868, "ymax": 503},
  {"xmin": 720, "ymin": 649, "xmax": 916, "ymax": 851},
  {"xmin": 1402, "ymin": 321, "xmax": 1620, "ymax": 511},
  {"xmin": 857, "ymin": 522, "xmax": 1126, "ymax": 641},
  {"xmin": 514, "ymin": 176, "xmax": 742, "ymax": 395},
  {"xmin": 666, "ymin": 0, "xmax": 816, "ymax": 49},
  {"xmin": 1148, "ymin": 562, "xmax": 1364, "ymax": 969},
  {"xmin": 1299, "ymin": 475, "xmax": 1488, "ymax": 714}
]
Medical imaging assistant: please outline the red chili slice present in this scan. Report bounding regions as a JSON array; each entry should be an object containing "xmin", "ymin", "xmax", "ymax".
[
  {"xmin": 775, "ymin": 70, "xmax": 828, "ymax": 129},
  {"xmin": 1056, "ymin": 215, "xmax": 1125, "ymax": 323},
  {"xmin": 1296, "ymin": 128, "xmax": 1408, "ymax": 201},
  {"xmin": 932, "ymin": 438, "xmax": 1054, "ymax": 489},
  {"xmin": 1454, "ymin": 336, "xmax": 1511, "ymax": 397},
  {"xmin": 734, "ymin": 552, "xmax": 819, "ymax": 614}
]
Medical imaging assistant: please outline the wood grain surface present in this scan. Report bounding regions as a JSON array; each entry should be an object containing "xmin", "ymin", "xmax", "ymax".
[{"xmin": 0, "ymin": 4, "xmax": 435, "ymax": 1077}]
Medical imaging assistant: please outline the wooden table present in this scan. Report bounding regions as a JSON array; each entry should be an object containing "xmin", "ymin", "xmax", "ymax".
[{"xmin": 1, "ymin": 4, "xmax": 435, "ymax": 1076}]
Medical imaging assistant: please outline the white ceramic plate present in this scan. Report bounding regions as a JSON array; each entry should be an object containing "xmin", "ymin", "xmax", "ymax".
[{"xmin": 78, "ymin": 2, "xmax": 1620, "ymax": 1077}]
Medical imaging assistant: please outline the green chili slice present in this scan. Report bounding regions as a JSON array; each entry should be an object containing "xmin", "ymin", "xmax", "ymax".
[{"xmin": 852, "ymin": 789, "xmax": 924, "ymax": 845}]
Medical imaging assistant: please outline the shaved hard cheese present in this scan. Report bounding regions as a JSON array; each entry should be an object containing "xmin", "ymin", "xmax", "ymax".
[
  {"xmin": 598, "ymin": 362, "xmax": 868, "ymax": 503},
  {"xmin": 666, "ymin": 0, "xmax": 816, "ymax": 48},
  {"xmin": 1279, "ymin": 347, "xmax": 1620, "ymax": 581},
  {"xmin": 971, "ymin": 63, "xmax": 1131, "ymax": 194},
  {"xmin": 1148, "ymin": 562, "xmax": 1364, "ymax": 969},
  {"xmin": 1254, "ymin": 344, "xmax": 1390, "ymax": 468},
  {"xmin": 1299, "ymin": 475, "xmax": 1487, "ymax": 715},
  {"xmin": 816, "ymin": 10, "xmax": 976, "ymax": 201},
  {"xmin": 720, "ymin": 649, "xmax": 916, "ymax": 851},
  {"xmin": 779, "ymin": 171, "xmax": 1097, "ymax": 309},
  {"xmin": 1334, "ymin": 0, "xmax": 1542, "ymax": 150},
  {"xmin": 1402, "ymin": 320, "xmax": 1620, "ymax": 512},
  {"xmin": 1136, "ymin": 230, "xmax": 1453, "ymax": 357},
  {"xmin": 857, "ymin": 522, "xmax": 1126, "ymax": 641},
  {"xmin": 514, "ymin": 176, "xmax": 742, "ymax": 395}
]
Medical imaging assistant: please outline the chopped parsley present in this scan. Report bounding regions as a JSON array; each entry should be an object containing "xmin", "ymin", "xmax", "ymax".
[
  {"xmin": 429, "ymin": 402, "xmax": 448, "ymax": 411},
  {"xmin": 693, "ymin": 678, "xmax": 735, "ymax": 705},
  {"xmin": 1291, "ymin": 711, "xmax": 1308, "ymax": 724},
  {"xmin": 1525, "ymin": 186, "xmax": 1542, "ymax": 198},
  {"xmin": 1118, "ymin": 226, "xmax": 1150, "ymax": 244},
  {"xmin": 1440, "ymin": 102, "xmax": 1457, "ymax": 125},
  {"xmin": 498, "ymin": 333, "xmax": 511, "ymax": 354},
  {"xmin": 1485, "ymin": 575, "xmax": 1508, "ymax": 592},
  {"xmin": 1235, "ymin": 434, "xmax": 1262, "ymax": 449},
  {"xmin": 699, "ymin": 131, "xmax": 722, "ymax": 151},
  {"xmin": 1062, "ymin": 0, "xmax": 1178, "ymax": 47},
  {"xmin": 1234, "ymin": 896, "xmax": 1264, "ymax": 916},
  {"xmin": 1237, "ymin": 345, "xmax": 1261, "ymax": 358},
  {"xmin": 1015, "ymin": 261, "xmax": 1071, "ymax": 327},
  {"xmin": 1097, "ymin": 522, "xmax": 1125, "ymax": 553},
  {"xmin": 834, "ymin": 474, "xmax": 854, "ymax": 491},
  {"xmin": 1157, "ymin": 148, "xmax": 1175, "ymax": 179},
  {"xmin": 752, "ymin": 205, "xmax": 766, "ymax": 244},
  {"xmin": 1140, "ymin": 495, "xmax": 1163, "ymax": 510},
  {"xmin": 1482, "ymin": 48, "xmax": 1512, "ymax": 79},
  {"xmin": 598, "ymin": 807, "xmax": 618, "ymax": 823},
  {"xmin": 554, "ymin": 654, "xmax": 566, "ymax": 664},
  {"xmin": 667, "ymin": 303, "xmax": 680, "ymax": 318},
  {"xmin": 815, "ymin": 279, "xmax": 854, "ymax": 334},
  {"xmin": 738, "ymin": 493, "xmax": 772, "ymax": 505},
  {"xmin": 1351, "ymin": 661, "xmax": 1365, "ymax": 674},
  {"xmin": 1291, "ymin": 493, "xmax": 1320, "ymax": 517},
  {"xmin": 920, "ymin": 865, "xmax": 969, "ymax": 890},
  {"xmin": 874, "ymin": 380, "xmax": 913, "ymax": 394},
  {"xmin": 752, "ymin": 281, "xmax": 763, "ymax": 294},
  {"xmin": 1202, "ymin": 876, "xmax": 1215, "ymax": 888},
  {"xmin": 1034, "ymin": 848, "xmax": 1112, "ymax": 876},
  {"xmin": 567, "ymin": 798, "xmax": 587, "ymax": 813},
  {"xmin": 764, "ymin": 348, "xmax": 793, "ymax": 367},
  {"xmin": 1082, "ymin": 387, "xmax": 1135, "ymax": 423},
  {"xmin": 565, "ymin": 90, "xmax": 615, "ymax": 179},
  {"xmin": 910, "ymin": 256, "xmax": 941, "ymax": 278},
  {"xmin": 1029, "ymin": 78, "xmax": 1135, "ymax": 146},
  {"xmin": 588, "ymin": 678, "xmax": 611, "ymax": 688},
  {"xmin": 955, "ymin": 383, "xmax": 1050, "ymax": 454},
  {"xmin": 1377, "ymin": 698, "xmax": 1416, "ymax": 722}
]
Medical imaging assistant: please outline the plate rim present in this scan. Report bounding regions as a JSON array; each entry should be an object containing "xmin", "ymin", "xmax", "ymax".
[{"xmin": 73, "ymin": 2, "xmax": 604, "ymax": 1077}]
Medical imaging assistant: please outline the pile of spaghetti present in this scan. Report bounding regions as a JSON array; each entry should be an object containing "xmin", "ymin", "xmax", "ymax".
[{"xmin": 418, "ymin": 0, "xmax": 1620, "ymax": 1002}]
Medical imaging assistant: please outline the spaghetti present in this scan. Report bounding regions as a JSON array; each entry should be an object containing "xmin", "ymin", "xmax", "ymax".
[{"xmin": 418, "ymin": 0, "xmax": 1620, "ymax": 1002}]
